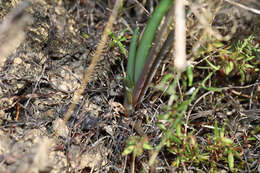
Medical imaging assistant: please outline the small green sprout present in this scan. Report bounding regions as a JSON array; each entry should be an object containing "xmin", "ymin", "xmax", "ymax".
[
  {"xmin": 109, "ymin": 28, "xmax": 128, "ymax": 57},
  {"xmin": 122, "ymin": 136, "xmax": 153, "ymax": 157}
]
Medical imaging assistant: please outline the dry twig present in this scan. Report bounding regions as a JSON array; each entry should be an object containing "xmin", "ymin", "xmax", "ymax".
[{"xmin": 63, "ymin": 0, "xmax": 123, "ymax": 123}]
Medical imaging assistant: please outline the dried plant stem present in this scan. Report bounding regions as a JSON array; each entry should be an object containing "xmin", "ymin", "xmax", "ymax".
[
  {"xmin": 224, "ymin": 0, "xmax": 260, "ymax": 15},
  {"xmin": 63, "ymin": 0, "xmax": 122, "ymax": 123},
  {"xmin": 174, "ymin": 0, "xmax": 187, "ymax": 72}
]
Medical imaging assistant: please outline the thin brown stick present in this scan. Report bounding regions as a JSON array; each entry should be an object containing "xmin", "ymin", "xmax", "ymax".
[{"xmin": 63, "ymin": 0, "xmax": 122, "ymax": 123}]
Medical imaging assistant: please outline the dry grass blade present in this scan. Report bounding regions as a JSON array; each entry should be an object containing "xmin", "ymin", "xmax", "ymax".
[
  {"xmin": 63, "ymin": 0, "xmax": 123, "ymax": 123},
  {"xmin": 174, "ymin": 0, "xmax": 187, "ymax": 72},
  {"xmin": 0, "ymin": 1, "xmax": 32, "ymax": 68},
  {"xmin": 224, "ymin": 0, "xmax": 260, "ymax": 14}
]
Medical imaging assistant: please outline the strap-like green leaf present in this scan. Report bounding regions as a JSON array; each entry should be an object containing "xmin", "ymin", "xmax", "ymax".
[
  {"xmin": 127, "ymin": 27, "xmax": 139, "ymax": 85},
  {"xmin": 134, "ymin": 0, "xmax": 175, "ymax": 84}
]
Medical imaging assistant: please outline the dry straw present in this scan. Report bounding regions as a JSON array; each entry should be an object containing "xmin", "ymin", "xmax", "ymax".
[{"xmin": 63, "ymin": 0, "xmax": 123, "ymax": 123}]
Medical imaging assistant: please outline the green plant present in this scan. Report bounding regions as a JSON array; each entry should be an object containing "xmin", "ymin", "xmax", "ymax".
[
  {"xmin": 124, "ymin": 0, "xmax": 175, "ymax": 112},
  {"xmin": 109, "ymin": 28, "xmax": 128, "ymax": 57},
  {"xmin": 207, "ymin": 121, "xmax": 241, "ymax": 172},
  {"xmin": 122, "ymin": 136, "xmax": 153, "ymax": 157},
  {"xmin": 121, "ymin": 1, "xmax": 258, "ymax": 172},
  {"xmin": 157, "ymin": 116, "xmax": 240, "ymax": 171},
  {"xmin": 128, "ymin": 64, "xmax": 241, "ymax": 171},
  {"xmin": 223, "ymin": 35, "xmax": 260, "ymax": 83},
  {"xmin": 198, "ymin": 35, "xmax": 260, "ymax": 84},
  {"xmin": 220, "ymin": 35, "xmax": 260, "ymax": 83},
  {"xmin": 167, "ymin": 127, "xmax": 210, "ymax": 168},
  {"xmin": 148, "ymin": 70, "xmax": 216, "ymax": 166}
]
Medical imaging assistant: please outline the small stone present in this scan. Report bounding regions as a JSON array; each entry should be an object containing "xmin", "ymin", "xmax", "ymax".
[
  {"xmin": 13, "ymin": 57, "xmax": 23, "ymax": 65},
  {"xmin": 53, "ymin": 118, "xmax": 69, "ymax": 138}
]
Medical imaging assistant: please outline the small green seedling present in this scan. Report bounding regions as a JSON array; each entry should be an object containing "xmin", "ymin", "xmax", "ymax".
[
  {"xmin": 122, "ymin": 136, "xmax": 153, "ymax": 157},
  {"xmin": 109, "ymin": 28, "xmax": 128, "ymax": 57}
]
